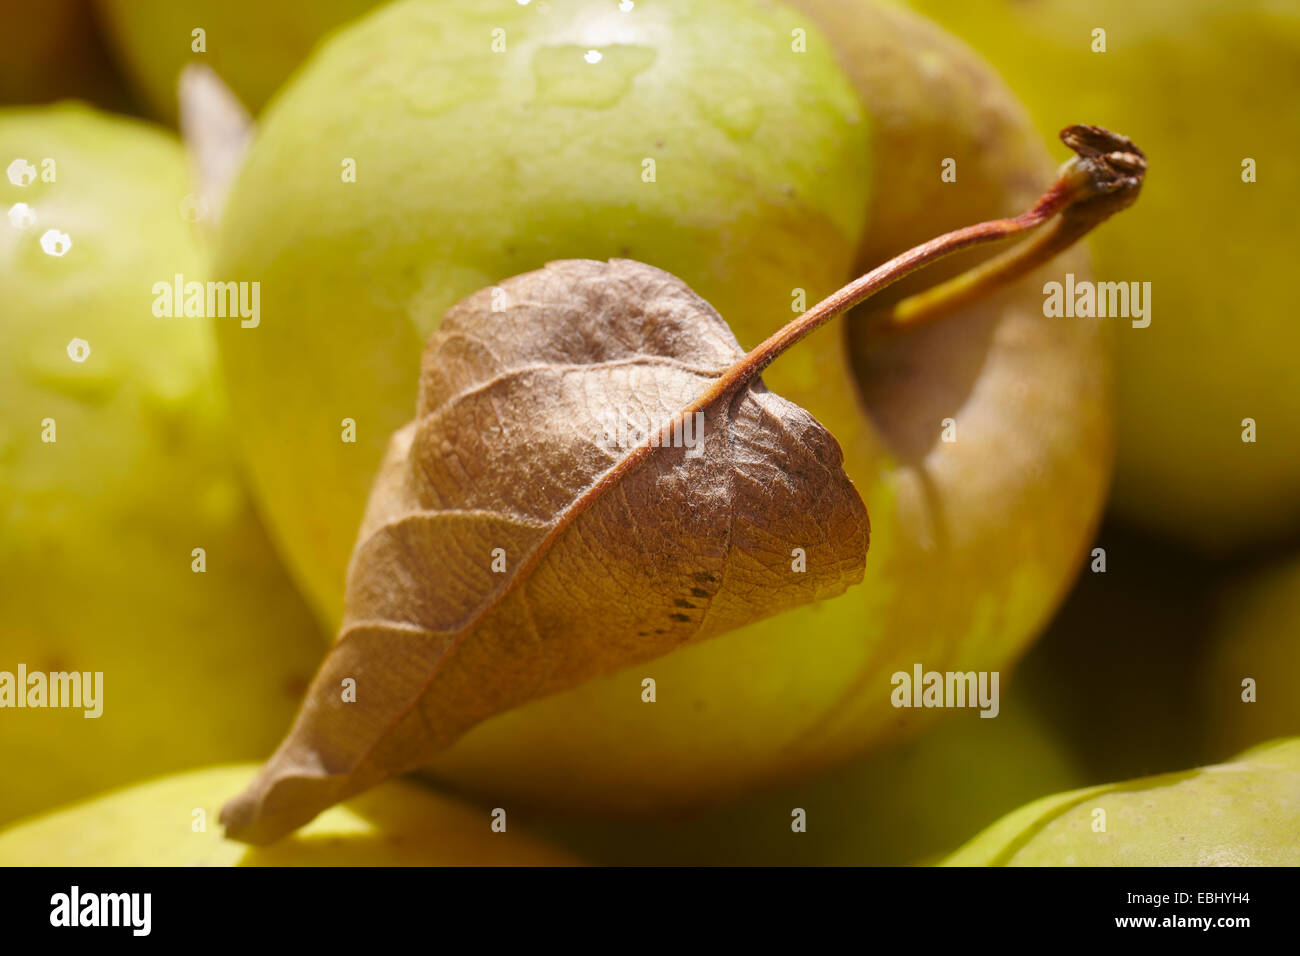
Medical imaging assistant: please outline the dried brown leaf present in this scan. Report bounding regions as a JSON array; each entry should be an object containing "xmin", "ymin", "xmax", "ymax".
[{"xmin": 222, "ymin": 259, "xmax": 868, "ymax": 843}]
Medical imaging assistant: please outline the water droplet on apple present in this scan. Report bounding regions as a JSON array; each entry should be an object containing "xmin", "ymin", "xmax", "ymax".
[
  {"xmin": 40, "ymin": 229, "xmax": 72, "ymax": 257},
  {"xmin": 532, "ymin": 44, "xmax": 656, "ymax": 108},
  {"xmin": 6, "ymin": 158, "xmax": 36, "ymax": 187},
  {"xmin": 7, "ymin": 202, "xmax": 35, "ymax": 229}
]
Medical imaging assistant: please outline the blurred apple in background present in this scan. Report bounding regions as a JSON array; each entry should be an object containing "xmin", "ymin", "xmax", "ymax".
[
  {"xmin": 904, "ymin": 0, "xmax": 1300, "ymax": 552},
  {"xmin": 94, "ymin": 0, "xmax": 377, "ymax": 121},
  {"xmin": 0, "ymin": 103, "xmax": 323, "ymax": 823}
]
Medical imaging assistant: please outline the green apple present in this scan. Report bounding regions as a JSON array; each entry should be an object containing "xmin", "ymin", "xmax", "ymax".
[
  {"xmin": 1200, "ymin": 554, "xmax": 1300, "ymax": 762},
  {"xmin": 532, "ymin": 696, "xmax": 1083, "ymax": 865},
  {"xmin": 905, "ymin": 0, "xmax": 1300, "ymax": 551},
  {"xmin": 944, "ymin": 738, "xmax": 1300, "ymax": 865},
  {"xmin": 214, "ymin": 0, "xmax": 871, "ymax": 629},
  {"xmin": 215, "ymin": 0, "xmax": 1110, "ymax": 812},
  {"xmin": 94, "ymin": 0, "xmax": 377, "ymax": 121},
  {"xmin": 0, "ymin": 103, "xmax": 324, "ymax": 824},
  {"xmin": 0, "ymin": 763, "xmax": 577, "ymax": 865}
]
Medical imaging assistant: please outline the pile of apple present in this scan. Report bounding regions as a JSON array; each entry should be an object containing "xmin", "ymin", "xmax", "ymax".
[{"xmin": 1, "ymin": 0, "xmax": 1295, "ymax": 866}]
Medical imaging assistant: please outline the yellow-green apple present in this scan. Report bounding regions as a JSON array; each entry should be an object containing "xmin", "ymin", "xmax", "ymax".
[
  {"xmin": 905, "ymin": 0, "xmax": 1300, "ymax": 551},
  {"xmin": 944, "ymin": 738, "xmax": 1300, "ymax": 865},
  {"xmin": 212, "ymin": 0, "xmax": 1110, "ymax": 812},
  {"xmin": 0, "ymin": 763, "xmax": 578, "ymax": 865},
  {"xmin": 0, "ymin": 103, "xmax": 323, "ymax": 823},
  {"xmin": 94, "ymin": 0, "xmax": 376, "ymax": 121}
]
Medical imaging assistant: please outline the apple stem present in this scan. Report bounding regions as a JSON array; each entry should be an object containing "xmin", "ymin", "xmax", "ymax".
[{"xmin": 712, "ymin": 125, "xmax": 1146, "ymax": 401}]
